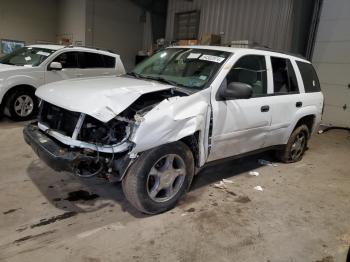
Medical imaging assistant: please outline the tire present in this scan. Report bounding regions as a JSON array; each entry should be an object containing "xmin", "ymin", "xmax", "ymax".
[
  {"xmin": 5, "ymin": 88, "xmax": 38, "ymax": 121},
  {"xmin": 275, "ymin": 125, "xmax": 310, "ymax": 163},
  {"xmin": 122, "ymin": 141, "xmax": 194, "ymax": 214}
]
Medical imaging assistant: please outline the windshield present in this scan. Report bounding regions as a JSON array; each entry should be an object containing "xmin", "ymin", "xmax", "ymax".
[
  {"xmin": 132, "ymin": 48, "xmax": 230, "ymax": 90},
  {"xmin": 0, "ymin": 47, "xmax": 56, "ymax": 66}
]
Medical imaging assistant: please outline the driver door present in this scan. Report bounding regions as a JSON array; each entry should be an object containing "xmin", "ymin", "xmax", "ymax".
[
  {"xmin": 45, "ymin": 51, "xmax": 81, "ymax": 84},
  {"xmin": 208, "ymin": 54, "xmax": 272, "ymax": 161}
]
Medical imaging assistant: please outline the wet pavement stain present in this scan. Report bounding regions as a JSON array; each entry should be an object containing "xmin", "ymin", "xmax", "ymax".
[
  {"xmin": 13, "ymin": 230, "xmax": 57, "ymax": 244},
  {"xmin": 3, "ymin": 208, "xmax": 20, "ymax": 215},
  {"xmin": 235, "ymin": 196, "xmax": 251, "ymax": 203},
  {"xmin": 64, "ymin": 190, "xmax": 99, "ymax": 201},
  {"xmin": 30, "ymin": 212, "xmax": 77, "ymax": 228}
]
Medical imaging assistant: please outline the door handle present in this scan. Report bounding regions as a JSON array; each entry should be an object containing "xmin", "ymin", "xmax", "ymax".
[
  {"xmin": 75, "ymin": 73, "xmax": 84, "ymax": 77},
  {"xmin": 296, "ymin": 101, "xmax": 303, "ymax": 108},
  {"xmin": 261, "ymin": 105, "xmax": 270, "ymax": 112},
  {"xmin": 102, "ymin": 72, "xmax": 110, "ymax": 75}
]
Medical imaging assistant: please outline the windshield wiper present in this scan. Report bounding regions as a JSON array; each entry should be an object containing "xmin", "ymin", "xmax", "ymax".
[
  {"xmin": 141, "ymin": 75, "xmax": 187, "ymax": 88},
  {"xmin": 126, "ymin": 72, "xmax": 141, "ymax": 79}
]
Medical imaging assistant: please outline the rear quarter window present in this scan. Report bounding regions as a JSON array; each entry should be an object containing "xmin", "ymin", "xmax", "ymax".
[
  {"xmin": 103, "ymin": 55, "xmax": 115, "ymax": 68},
  {"xmin": 296, "ymin": 61, "xmax": 321, "ymax": 92}
]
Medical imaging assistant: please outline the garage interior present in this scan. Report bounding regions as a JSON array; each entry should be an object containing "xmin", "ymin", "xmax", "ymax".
[{"xmin": 0, "ymin": 0, "xmax": 349, "ymax": 261}]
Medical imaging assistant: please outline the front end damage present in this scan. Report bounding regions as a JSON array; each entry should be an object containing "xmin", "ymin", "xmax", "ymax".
[{"xmin": 24, "ymin": 87, "xmax": 208, "ymax": 181}]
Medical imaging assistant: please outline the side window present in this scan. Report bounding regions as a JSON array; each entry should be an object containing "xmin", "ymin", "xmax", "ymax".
[
  {"xmin": 296, "ymin": 61, "xmax": 321, "ymax": 92},
  {"xmin": 271, "ymin": 57, "xmax": 299, "ymax": 94},
  {"xmin": 226, "ymin": 55, "xmax": 267, "ymax": 96},
  {"xmin": 103, "ymin": 55, "xmax": 115, "ymax": 68},
  {"xmin": 52, "ymin": 52, "xmax": 78, "ymax": 68},
  {"xmin": 79, "ymin": 52, "xmax": 104, "ymax": 68}
]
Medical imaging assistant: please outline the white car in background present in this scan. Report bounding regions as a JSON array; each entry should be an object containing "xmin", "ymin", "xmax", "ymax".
[
  {"xmin": 0, "ymin": 45, "xmax": 125, "ymax": 121},
  {"xmin": 24, "ymin": 46, "xmax": 324, "ymax": 214}
]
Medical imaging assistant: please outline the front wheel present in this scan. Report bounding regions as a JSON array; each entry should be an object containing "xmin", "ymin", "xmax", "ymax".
[
  {"xmin": 275, "ymin": 125, "xmax": 310, "ymax": 163},
  {"xmin": 122, "ymin": 142, "xmax": 194, "ymax": 214},
  {"xmin": 6, "ymin": 89, "xmax": 38, "ymax": 121}
]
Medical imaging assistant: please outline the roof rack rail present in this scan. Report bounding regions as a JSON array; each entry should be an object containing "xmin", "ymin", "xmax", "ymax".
[
  {"xmin": 64, "ymin": 45, "xmax": 115, "ymax": 54},
  {"xmin": 250, "ymin": 45, "xmax": 306, "ymax": 60},
  {"xmin": 228, "ymin": 40, "xmax": 306, "ymax": 60}
]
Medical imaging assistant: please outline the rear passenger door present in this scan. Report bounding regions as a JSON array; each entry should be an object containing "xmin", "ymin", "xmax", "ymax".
[
  {"xmin": 78, "ymin": 52, "xmax": 117, "ymax": 77},
  {"xmin": 264, "ymin": 56, "xmax": 304, "ymax": 146}
]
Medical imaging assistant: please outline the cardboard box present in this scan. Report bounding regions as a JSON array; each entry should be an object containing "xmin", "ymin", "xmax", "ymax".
[
  {"xmin": 200, "ymin": 34, "xmax": 221, "ymax": 45},
  {"xmin": 177, "ymin": 39, "xmax": 199, "ymax": 46}
]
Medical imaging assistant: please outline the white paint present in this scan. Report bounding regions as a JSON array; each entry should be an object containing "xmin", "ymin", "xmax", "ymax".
[
  {"xmin": 36, "ymin": 46, "xmax": 324, "ymax": 169},
  {"xmin": 0, "ymin": 46, "xmax": 125, "ymax": 106},
  {"xmin": 36, "ymin": 76, "xmax": 172, "ymax": 123}
]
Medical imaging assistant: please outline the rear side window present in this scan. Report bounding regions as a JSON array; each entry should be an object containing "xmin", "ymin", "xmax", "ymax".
[
  {"xmin": 79, "ymin": 52, "xmax": 104, "ymax": 68},
  {"xmin": 296, "ymin": 61, "xmax": 321, "ymax": 92},
  {"xmin": 103, "ymin": 55, "xmax": 115, "ymax": 68},
  {"xmin": 271, "ymin": 57, "xmax": 299, "ymax": 94}
]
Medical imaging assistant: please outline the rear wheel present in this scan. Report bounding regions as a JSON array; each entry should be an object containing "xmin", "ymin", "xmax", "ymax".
[
  {"xmin": 275, "ymin": 125, "xmax": 309, "ymax": 163},
  {"xmin": 122, "ymin": 142, "xmax": 194, "ymax": 214},
  {"xmin": 6, "ymin": 89, "xmax": 38, "ymax": 121}
]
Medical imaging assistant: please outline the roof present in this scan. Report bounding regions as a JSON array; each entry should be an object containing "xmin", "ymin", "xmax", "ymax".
[
  {"xmin": 27, "ymin": 44, "xmax": 65, "ymax": 50},
  {"xmin": 26, "ymin": 44, "xmax": 118, "ymax": 56},
  {"xmin": 170, "ymin": 45, "xmax": 310, "ymax": 63}
]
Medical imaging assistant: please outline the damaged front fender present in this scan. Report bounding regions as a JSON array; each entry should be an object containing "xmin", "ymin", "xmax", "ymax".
[{"xmin": 130, "ymin": 90, "xmax": 211, "ymax": 165}]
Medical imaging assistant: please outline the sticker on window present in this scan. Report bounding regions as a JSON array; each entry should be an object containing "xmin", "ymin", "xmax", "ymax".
[
  {"xmin": 37, "ymin": 51, "xmax": 51, "ymax": 56},
  {"xmin": 199, "ymin": 75, "xmax": 207, "ymax": 80},
  {"xmin": 25, "ymin": 56, "xmax": 32, "ymax": 61},
  {"xmin": 199, "ymin": 55, "xmax": 225, "ymax": 63},
  {"xmin": 187, "ymin": 53, "xmax": 201, "ymax": 59}
]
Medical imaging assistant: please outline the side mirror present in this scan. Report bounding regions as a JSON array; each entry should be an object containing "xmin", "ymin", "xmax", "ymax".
[
  {"xmin": 49, "ymin": 62, "xmax": 62, "ymax": 71},
  {"xmin": 220, "ymin": 82, "xmax": 253, "ymax": 100}
]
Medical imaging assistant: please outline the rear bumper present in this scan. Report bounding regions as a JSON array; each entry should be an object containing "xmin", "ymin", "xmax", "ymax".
[{"xmin": 23, "ymin": 123, "xmax": 79, "ymax": 172}]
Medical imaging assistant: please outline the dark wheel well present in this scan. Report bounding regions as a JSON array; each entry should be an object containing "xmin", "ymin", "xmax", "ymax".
[
  {"xmin": 294, "ymin": 115, "xmax": 315, "ymax": 136},
  {"xmin": 2, "ymin": 85, "xmax": 36, "ymax": 105},
  {"xmin": 180, "ymin": 131, "xmax": 200, "ymax": 167}
]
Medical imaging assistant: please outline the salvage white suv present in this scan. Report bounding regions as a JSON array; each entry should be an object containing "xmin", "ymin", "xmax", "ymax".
[
  {"xmin": 24, "ymin": 46, "xmax": 324, "ymax": 214},
  {"xmin": 0, "ymin": 45, "xmax": 125, "ymax": 121}
]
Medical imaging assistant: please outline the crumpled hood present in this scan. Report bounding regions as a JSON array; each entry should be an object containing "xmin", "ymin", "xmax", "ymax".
[{"xmin": 36, "ymin": 76, "xmax": 172, "ymax": 122}]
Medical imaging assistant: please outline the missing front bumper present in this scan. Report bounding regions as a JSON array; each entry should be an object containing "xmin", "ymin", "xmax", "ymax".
[
  {"xmin": 23, "ymin": 124, "xmax": 81, "ymax": 172},
  {"xmin": 23, "ymin": 123, "xmax": 135, "ymax": 181}
]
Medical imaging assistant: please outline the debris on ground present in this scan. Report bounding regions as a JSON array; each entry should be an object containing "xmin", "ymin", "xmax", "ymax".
[
  {"xmin": 214, "ymin": 181, "xmax": 227, "ymax": 189},
  {"xmin": 186, "ymin": 208, "xmax": 195, "ymax": 213},
  {"xmin": 181, "ymin": 213, "xmax": 187, "ymax": 217},
  {"xmin": 222, "ymin": 178, "xmax": 234, "ymax": 184},
  {"xmin": 235, "ymin": 196, "xmax": 251, "ymax": 203},
  {"xmin": 258, "ymin": 159, "xmax": 278, "ymax": 167},
  {"xmin": 254, "ymin": 186, "xmax": 264, "ymax": 191},
  {"xmin": 249, "ymin": 171, "xmax": 260, "ymax": 176}
]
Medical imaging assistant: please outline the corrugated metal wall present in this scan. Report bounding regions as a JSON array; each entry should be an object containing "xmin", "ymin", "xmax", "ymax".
[{"xmin": 166, "ymin": 0, "xmax": 295, "ymax": 51}]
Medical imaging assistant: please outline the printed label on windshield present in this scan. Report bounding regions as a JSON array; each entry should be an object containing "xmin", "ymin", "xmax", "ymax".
[
  {"xmin": 199, "ymin": 54, "xmax": 225, "ymax": 63},
  {"xmin": 187, "ymin": 53, "xmax": 201, "ymax": 59},
  {"xmin": 37, "ymin": 51, "xmax": 51, "ymax": 56},
  {"xmin": 199, "ymin": 55, "xmax": 225, "ymax": 64}
]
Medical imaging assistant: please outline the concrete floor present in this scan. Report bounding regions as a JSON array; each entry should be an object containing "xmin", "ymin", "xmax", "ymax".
[{"xmin": 0, "ymin": 119, "xmax": 349, "ymax": 262}]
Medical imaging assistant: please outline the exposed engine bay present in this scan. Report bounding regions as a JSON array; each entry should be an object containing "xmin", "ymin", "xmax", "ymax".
[{"xmin": 35, "ymin": 88, "xmax": 187, "ymax": 180}]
